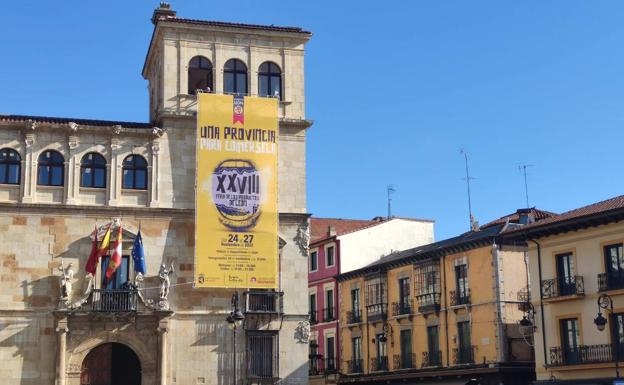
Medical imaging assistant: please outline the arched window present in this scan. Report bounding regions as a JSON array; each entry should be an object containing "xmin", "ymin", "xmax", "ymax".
[
  {"xmin": 188, "ymin": 56, "xmax": 213, "ymax": 94},
  {"xmin": 258, "ymin": 62, "xmax": 282, "ymax": 100},
  {"xmin": 224, "ymin": 59, "xmax": 248, "ymax": 95},
  {"xmin": 80, "ymin": 152, "xmax": 107, "ymax": 188},
  {"xmin": 0, "ymin": 148, "xmax": 21, "ymax": 185},
  {"xmin": 122, "ymin": 155, "xmax": 147, "ymax": 190},
  {"xmin": 37, "ymin": 150, "xmax": 64, "ymax": 186}
]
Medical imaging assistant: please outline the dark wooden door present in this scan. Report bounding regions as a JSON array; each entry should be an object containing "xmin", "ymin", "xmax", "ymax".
[{"xmin": 81, "ymin": 343, "xmax": 141, "ymax": 385}]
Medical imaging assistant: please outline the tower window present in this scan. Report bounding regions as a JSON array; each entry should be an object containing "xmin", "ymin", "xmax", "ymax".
[
  {"xmin": 224, "ymin": 59, "xmax": 248, "ymax": 95},
  {"xmin": 188, "ymin": 56, "xmax": 213, "ymax": 94},
  {"xmin": 258, "ymin": 62, "xmax": 282, "ymax": 100}
]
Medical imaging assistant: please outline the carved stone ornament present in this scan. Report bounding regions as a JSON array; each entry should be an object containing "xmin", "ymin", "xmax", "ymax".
[
  {"xmin": 57, "ymin": 260, "xmax": 75, "ymax": 307},
  {"xmin": 26, "ymin": 119, "xmax": 38, "ymax": 130},
  {"xmin": 151, "ymin": 142, "xmax": 160, "ymax": 155},
  {"xmin": 294, "ymin": 221, "xmax": 310, "ymax": 257},
  {"xmin": 68, "ymin": 121, "xmax": 79, "ymax": 132},
  {"xmin": 111, "ymin": 125, "xmax": 122, "ymax": 135},
  {"xmin": 24, "ymin": 133, "xmax": 36, "ymax": 148},
  {"xmin": 152, "ymin": 126, "xmax": 166, "ymax": 137},
  {"xmin": 68, "ymin": 135, "xmax": 79, "ymax": 150},
  {"xmin": 295, "ymin": 320, "xmax": 310, "ymax": 344}
]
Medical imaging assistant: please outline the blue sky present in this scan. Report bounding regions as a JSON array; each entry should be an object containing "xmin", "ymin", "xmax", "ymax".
[{"xmin": 2, "ymin": 1, "xmax": 624, "ymax": 240}]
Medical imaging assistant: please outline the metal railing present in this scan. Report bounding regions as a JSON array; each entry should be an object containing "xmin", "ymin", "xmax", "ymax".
[
  {"xmin": 323, "ymin": 357, "xmax": 337, "ymax": 373},
  {"xmin": 91, "ymin": 289, "xmax": 137, "ymax": 312},
  {"xmin": 347, "ymin": 310, "xmax": 362, "ymax": 324},
  {"xmin": 549, "ymin": 344, "xmax": 615, "ymax": 366},
  {"xmin": 244, "ymin": 291, "xmax": 283, "ymax": 314},
  {"xmin": 370, "ymin": 356, "xmax": 388, "ymax": 372},
  {"xmin": 421, "ymin": 350, "xmax": 442, "ymax": 367},
  {"xmin": 391, "ymin": 299, "xmax": 413, "ymax": 316},
  {"xmin": 541, "ymin": 276, "xmax": 584, "ymax": 299},
  {"xmin": 416, "ymin": 293, "xmax": 440, "ymax": 313},
  {"xmin": 598, "ymin": 272, "xmax": 624, "ymax": 292},
  {"xmin": 453, "ymin": 346, "xmax": 475, "ymax": 365},
  {"xmin": 247, "ymin": 334, "xmax": 279, "ymax": 380},
  {"xmin": 322, "ymin": 307, "xmax": 337, "ymax": 322},
  {"xmin": 345, "ymin": 359, "xmax": 364, "ymax": 374},
  {"xmin": 309, "ymin": 310, "xmax": 318, "ymax": 324},
  {"xmin": 517, "ymin": 288, "xmax": 531, "ymax": 312},
  {"xmin": 366, "ymin": 303, "xmax": 387, "ymax": 322},
  {"xmin": 449, "ymin": 289, "xmax": 471, "ymax": 306},
  {"xmin": 392, "ymin": 353, "xmax": 416, "ymax": 369}
]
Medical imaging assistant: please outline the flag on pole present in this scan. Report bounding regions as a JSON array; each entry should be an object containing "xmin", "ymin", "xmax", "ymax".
[
  {"xmin": 97, "ymin": 224, "xmax": 112, "ymax": 258},
  {"xmin": 85, "ymin": 225, "xmax": 99, "ymax": 275},
  {"xmin": 105, "ymin": 225, "xmax": 123, "ymax": 283},
  {"xmin": 132, "ymin": 226, "xmax": 147, "ymax": 275}
]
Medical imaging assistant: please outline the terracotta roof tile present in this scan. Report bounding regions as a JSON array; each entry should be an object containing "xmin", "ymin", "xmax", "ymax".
[
  {"xmin": 0, "ymin": 114, "xmax": 153, "ymax": 129},
  {"xmin": 310, "ymin": 218, "xmax": 379, "ymax": 242},
  {"xmin": 479, "ymin": 208, "xmax": 557, "ymax": 229}
]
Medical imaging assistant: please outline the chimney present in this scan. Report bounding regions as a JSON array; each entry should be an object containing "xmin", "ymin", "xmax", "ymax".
[
  {"xmin": 327, "ymin": 226, "xmax": 336, "ymax": 237},
  {"xmin": 517, "ymin": 208, "xmax": 535, "ymax": 225},
  {"xmin": 152, "ymin": 2, "xmax": 176, "ymax": 25}
]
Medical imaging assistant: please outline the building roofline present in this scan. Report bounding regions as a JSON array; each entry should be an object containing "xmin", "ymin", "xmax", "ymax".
[{"xmin": 0, "ymin": 114, "xmax": 153, "ymax": 129}]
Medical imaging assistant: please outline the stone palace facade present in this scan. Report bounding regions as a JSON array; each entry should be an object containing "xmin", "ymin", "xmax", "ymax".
[{"xmin": 0, "ymin": 4, "xmax": 312, "ymax": 385}]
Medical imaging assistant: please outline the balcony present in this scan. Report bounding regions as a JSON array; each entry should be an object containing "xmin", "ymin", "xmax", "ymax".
[
  {"xmin": 323, "ymin": 358, "xmax": 337, "ymax": 373},
  {"xmin": 322, "ymin": 307, "xmax": 337, "ymax": 322},
  {"xmin": 541, "ymin": 276, "xmax": 584, "ymax": 300},
  {"xmin": 244, "ymin": 291, "xmax": 283, "ymax": 314},
  {"xmin": 421, "ymin": 350, "xmax": 442, "ymax": 367},
  {"xmin": 449, "ymin": 289, "xmax": 471, "ymax": 306},
  {"xmin": 416, "ymin": 293, "xmax": 440, "ymax": 313},
  {"xmin": 453, "ymin": 346, "xmax": 475, "ymax": 365},
  {"xmin": 346, "ymin": 310, "xmax": 362, "ymax": 324},
  {"xmin": 392, "ymin": 353, "xmax": 416, "ymax": 369},
  {"xmin": 598, "ymin": 272, "xmax": 624, "ymax": 292},
  {"xmin": 370, "ymin": 356, "xmax": 388, "ymax": 372},
  {"xmin": 90, "ymin": 289, "xmax": 137, "ymax": 312},
  {"xmin": 345, "ymin": 359, "xmax": 364, "ymax": 374},
  {"xmin": 549, "ymin": 344, "xmax": 616, "ymax": 366},
  {"xmin": 391, "ymin": 299, "xmax": 413, "ymax": 317},
  {"xmin": 366, "ymin": 303, "xmax": 387, "ymax": 322},
  {"xmin": 309, "ymin": 310, "xmax": 318, "ymax": 325}
]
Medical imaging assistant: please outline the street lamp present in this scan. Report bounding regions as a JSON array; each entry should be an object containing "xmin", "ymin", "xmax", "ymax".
[
  {"xmin": 226, "ymin": 290, "xmax": 245, "ymax": 385},
  {"xmin": 594, "ymin": 293, "xmax": 620, "ymax": 379}
]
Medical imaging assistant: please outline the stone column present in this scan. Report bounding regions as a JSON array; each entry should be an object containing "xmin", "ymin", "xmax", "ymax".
[
  {"xmin": 249, "ymin": 46, "xmax": 258, "ymax": 96},
  {"xmin": 158, "ymin": 322, "xmax": 168, "ymax": 385},
  {"xmin": 65, "ymin": 135, "xmax": 79, "ymax": 205},
  {"xmin": 107, "ymin": 137, "xmax": 120, "ymax": 206},
  {"xmin": 21, "ymin": 131, "xmax": 36, "ymax": 203},
  {"xmin": 214, "ymin": 44, "xmax": 224, "ymax": 94},
  {"xmin": 56, "ymin": 319, "xmax": 69, "ymax": 385},
  {"xmin": 148, "ymin": 137, "xmax": 160, "ymax": 208}
]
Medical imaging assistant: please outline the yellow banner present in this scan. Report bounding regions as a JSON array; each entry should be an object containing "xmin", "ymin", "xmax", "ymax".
[{"xmin": 195, "ymin": 93, "xmax": 279, "ymax": 289}]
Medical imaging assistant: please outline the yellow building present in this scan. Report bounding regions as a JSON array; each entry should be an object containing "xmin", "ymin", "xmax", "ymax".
[
  {"xmin": 503, "ymin": 195, "xmax": 624, "ymax": 385},
  {"xmin": 337, "ymin": 210, "xmax": 547, "ymax": 385}
]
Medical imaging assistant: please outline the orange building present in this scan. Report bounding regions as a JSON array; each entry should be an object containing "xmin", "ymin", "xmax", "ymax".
[{"xmin": 337, "ymin": 210, "xmax": 551, "ymax": 385}]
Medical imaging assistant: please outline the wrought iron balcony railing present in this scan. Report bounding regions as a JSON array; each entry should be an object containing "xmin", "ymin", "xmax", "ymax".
[
  {"xmin": 324, "ymin": 357, "xmax": 337, "ymax": 373},
  {"xmin": 309, "ymin": 310, "xmax": 318, "ymax": 324},
  {"xmin": 347, "ymin": 310, "xmax": 362, "ymax": 324},
  {"xmin": 244, "ymin": 290, "xmax": 283, "ymax": 314},
  {"xmin": 549, "ymin": 344, "xmax": 615, "ymax": 366},
  {"xmin": 449, "ymin": 289, "xmax": 471, "ymax": 306},
  {"xmin": 91, "ymin": 289, "xmax": 137, "ymax": 312},
  {"xmin": 391, "ymin": 299, "xmax": 413, "ymax": 316},
  {"xmin": 370, "ymin": 356, "xmax": 388, "ymax": 372},
  {"xmin": 345, "ymin": 359, "xmax": 364, "ymax": 374},
  {"xmin": 541, "ymin": 276, "xmax": 584, "ymax": 299},
  {"xmin": 421, "ymin": 350, "xmax": 442, "ymax": 367},
  {"xmin": 392, "ymin": 353, "xmax": 416, "ymax": 369},
  {"xmin": 453, "ymin": 346, "xmax": 475, "ymax": 365},
  {"xmin": 322, "ymin": 307, "xmax": 337, "ymax": 322},
  {"xmin": 598, "ymin": 272, "xmax": 624, "ymax": 292},
  {"xmin": 366, "ymin": 303, "xmax": 387, "ymax": 322},
  {"xmin": 416, "ymin": 293, "xmax": 440, "ymax": 313}
]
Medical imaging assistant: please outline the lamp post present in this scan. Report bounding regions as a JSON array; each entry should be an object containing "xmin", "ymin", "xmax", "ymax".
[
  {"xmin": 226, "ymin": 290, "xmax": 245, "ymax": 385},
  {"xmin": 594, "ymin": 293, "xmax": 620, "ymax": 380}
]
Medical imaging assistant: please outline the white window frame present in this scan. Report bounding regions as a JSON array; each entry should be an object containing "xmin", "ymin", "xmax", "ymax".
[
  {"xmin": 325, "ymin": 244, "xmax": 336, "ymax": 268},
  {"xmin": 310, "ymin": 248, "xmax": 319, "ymax": 272}
]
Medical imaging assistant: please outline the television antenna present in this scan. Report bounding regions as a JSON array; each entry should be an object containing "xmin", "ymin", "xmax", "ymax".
[
  {"xmin": 460, "ymin": 149, "xmax": 478, "ymax": 231},
  {"xmin": 387, "ymin": 185, "xmax": 396, "ymax": 219},
  {"xmin": 519, "ymin": 164, "xmax": 534, "ymax": 208}
]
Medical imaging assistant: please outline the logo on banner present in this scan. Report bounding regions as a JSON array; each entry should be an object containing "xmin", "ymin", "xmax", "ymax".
[
  {"xmin": 212, "ymin": 159, "xmax": 261, "ymax": 231},
  {"xmin": 233, "ymin": 95, "xmax": 244, "ymax": 124}
]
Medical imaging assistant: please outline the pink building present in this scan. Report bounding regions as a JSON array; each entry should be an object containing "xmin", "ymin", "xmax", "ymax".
[{"xmin": 308, "ymin": 217, "xmax": 434, "ymax": 380}]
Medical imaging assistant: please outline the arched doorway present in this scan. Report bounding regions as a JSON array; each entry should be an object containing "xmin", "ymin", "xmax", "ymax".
[{"xmin": 81, "ymin": 343, "xmax": 141, "ymax": 385}]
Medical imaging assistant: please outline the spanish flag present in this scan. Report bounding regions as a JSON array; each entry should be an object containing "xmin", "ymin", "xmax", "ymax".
[{"xmin": 105, "ymin": 225, "xmax": 123, "ymax": 283}]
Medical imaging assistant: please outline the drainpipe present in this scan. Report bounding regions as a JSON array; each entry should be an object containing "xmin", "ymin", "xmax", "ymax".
[
  {"xmin": 529, "ymin": 239, "xmax": 548, "ymax": 368},
  {"xmin": 492, "ymin": 241, "xmax": 507, "ymax": 362},
  {"xmin": 442, "ymin": 254, "xmax": 450, "ymax": 366}
]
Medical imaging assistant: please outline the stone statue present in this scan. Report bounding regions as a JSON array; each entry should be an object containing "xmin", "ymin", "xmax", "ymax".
[
  {"xmin": 159, "ymin": 263, "xmax": 174, "ymax": 300},
  {"xmin": 58, "ymin": 261, "xmax": 75, "ymax": 302}
]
